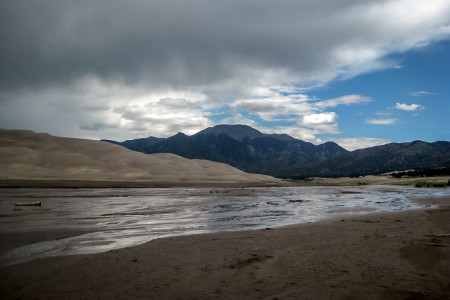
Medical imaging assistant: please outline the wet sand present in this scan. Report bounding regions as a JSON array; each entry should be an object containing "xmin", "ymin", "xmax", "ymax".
[{"xmin": 1, "ymin": 196, "xmax": 449, "ymax": 299}]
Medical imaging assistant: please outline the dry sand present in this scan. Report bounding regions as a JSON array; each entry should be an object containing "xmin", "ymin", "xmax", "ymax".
[
  {"xmin": 1, "ymin": 196, "xmax": 449, "ymax": 299},
  {"xmin": 0, "ymin": 129, "xmax": 278, "ymax": 185}
]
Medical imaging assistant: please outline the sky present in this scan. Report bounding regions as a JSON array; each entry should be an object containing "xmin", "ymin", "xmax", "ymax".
[{"xmin": 0, "ymin": 0, "xmax": 449, "ymax": 150}]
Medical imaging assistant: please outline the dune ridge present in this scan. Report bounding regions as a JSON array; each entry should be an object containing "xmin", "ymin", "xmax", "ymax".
[{"xmin": 0, "ymin": 129, "xmax": 277, "ymax": 184}]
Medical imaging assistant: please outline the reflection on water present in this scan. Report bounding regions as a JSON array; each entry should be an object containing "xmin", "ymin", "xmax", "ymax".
[{"xmin": 0, "ymin": 185, "xmax": 448, "ymax": 266}]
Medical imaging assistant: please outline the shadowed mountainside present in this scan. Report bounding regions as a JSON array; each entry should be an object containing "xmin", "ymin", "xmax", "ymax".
[
  {"xmin": 105, "ymin": 124, "xmax": 450, "ymax": 178},
  {"xmin": 105, "ymin": 125, "xmax": 349, "ymax": 177},
  {"xmin": 283, "ymin": 140, "xmax": 450, "ymax": 178}
]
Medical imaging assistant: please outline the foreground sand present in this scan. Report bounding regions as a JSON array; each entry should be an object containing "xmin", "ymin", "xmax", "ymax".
[{"xmin": 1, "ymin": 196, "xmax": 449, "ymax": 299}]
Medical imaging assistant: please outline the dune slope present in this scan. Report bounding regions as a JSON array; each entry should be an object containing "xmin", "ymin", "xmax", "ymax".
[{"xmin": 0, "ymin": 129, "xmax": 276, "ymax": 184}]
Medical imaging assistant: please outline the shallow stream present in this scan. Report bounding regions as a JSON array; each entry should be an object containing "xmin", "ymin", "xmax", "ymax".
[{"xmin": 1, "ymin": 185, "xmax": 448, "ymax": 266}]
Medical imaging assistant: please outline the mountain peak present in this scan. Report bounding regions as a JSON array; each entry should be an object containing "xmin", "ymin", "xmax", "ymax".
[
  {"xmin": 320, "ymin": 141, "xmax": 340, "ymax": 147},
  {"xmin": 174, "ymin": 132, "xmax": 187, "ymax": 137},
  {"xmin": 194, "ymin": 124, "xmax": 264, "ymax": 142}
]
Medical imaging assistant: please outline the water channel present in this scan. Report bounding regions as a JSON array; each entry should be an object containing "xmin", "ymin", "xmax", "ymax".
[{"xmin": 1, "ymin": 185, "xmax": 448, "ymax": 266}]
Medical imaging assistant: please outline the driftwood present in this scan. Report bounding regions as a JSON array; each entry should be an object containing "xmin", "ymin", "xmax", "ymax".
[{"xmin": 14, "ymin": 201, "xmax": 41, "ymax": 207}]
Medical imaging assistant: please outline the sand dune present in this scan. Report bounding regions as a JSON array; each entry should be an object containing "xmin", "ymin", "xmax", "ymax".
[{"xmin": 0, "ymin": 129, "xmax": 277, "ymax": 184}]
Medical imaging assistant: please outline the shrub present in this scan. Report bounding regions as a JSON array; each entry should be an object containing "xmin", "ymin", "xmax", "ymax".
[
  {"xmin": 415, "ymin": 181, "xmax": 447, "ymax": 188},
  {"xmin": 415, "ymin": 181, "xmax": 428, "ymax": 188}
]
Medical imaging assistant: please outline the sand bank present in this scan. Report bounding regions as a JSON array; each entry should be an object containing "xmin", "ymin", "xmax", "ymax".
[{"xmin": 1, "ymin": 196, "xmax": 449, "ymax": 299}]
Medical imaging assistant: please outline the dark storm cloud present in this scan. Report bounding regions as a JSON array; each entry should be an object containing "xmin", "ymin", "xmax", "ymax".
[
  {"xmin": 79, "ymin": 122, "xmax": 118, "ymax": 131},
  {"xmin": 0, "ymin": 0, "xmax": 373, "ymax": 91},
  {"xmin": 1, "ymin": 0, "xmax": 449, "ymax": 143},
  {"xmin": 156, "ymin": 98, "xmax": 202, "ymax": 110},
  {"xmin": 236, "ymin": 101, "xmax": 275, "ymax": 113}
]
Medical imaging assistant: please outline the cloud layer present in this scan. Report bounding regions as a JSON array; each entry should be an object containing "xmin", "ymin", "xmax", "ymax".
[{"xmin": 1, "ymin": 0, "xmax": 449, "ymax": 142}]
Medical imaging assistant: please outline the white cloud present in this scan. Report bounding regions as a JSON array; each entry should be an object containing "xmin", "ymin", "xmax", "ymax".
[
  {"xmin": 261, "ymin": 126, "xmax": 323, "ymax": 144},
  {"xmin": 411, "ymin": 91, "xmax": 434, "ymax": 96},
  {"xmin": 112, "ymin": 99, "xmax": 214, "ymax": 137},
  {"xmin": 232, "ymin": 92, "xmax": 313, "ymax": 122},
  {"xmin": 395, "ymin": 102, "xmax": 424, "ymax": 111},
  {"xmin": 302, "ymin": 112, "xmax": 338, "ymax": 126},
  {"xmin": 231, "ymin": 91, "xmax": 369, "ymax": 134},
  {"xmin": 0, "ymin": 77, "xmax": 214, "ymax": 140},
  {"xmin": 375, "ymin": 111, "xmax": 392, "ymax": 116},
  {"xmin": 298, "ymin": 112, "xmax": 340, "ymax": 137},
  {"xmin": 230, "ymin": 92, "xmax": 370, "ymax": 140},
  {"xmin": 220, "ymin": 113, "xmax": 256, "ymax": 127},
  {"xmin": 366, "ymin": 118, "xmax": 397, "ymax": 125},
  {"xmin": 315, "ymin": 95, "xmax": 371, "ymax": 109},
  {"xmin": 332, "ymin": 138, "xmax": 391, "ymax": 151}
]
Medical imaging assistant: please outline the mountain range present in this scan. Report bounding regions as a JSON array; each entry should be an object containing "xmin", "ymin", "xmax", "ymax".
[{"xmin": 104, "ymin": 124, "xmax": 450, "ymax": 178}]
